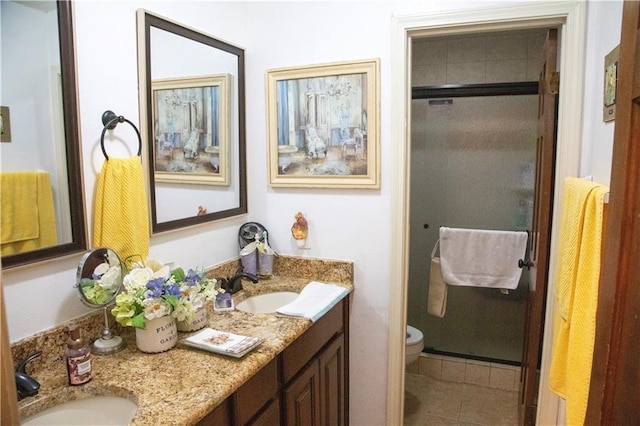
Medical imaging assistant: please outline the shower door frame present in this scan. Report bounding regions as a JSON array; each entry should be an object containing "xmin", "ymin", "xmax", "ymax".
[
  {"xmin": 389, "ymin": 2, "xmax": 587, "ymax": 426},
  {"xmin": 409, "ymin": 81, "xmax": 540, "ymax": 364}
]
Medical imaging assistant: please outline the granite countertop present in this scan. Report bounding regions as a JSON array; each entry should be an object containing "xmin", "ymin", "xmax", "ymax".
[{"xmin": 16, "ymin": 257, "xmax": 353, "ymax": 425}]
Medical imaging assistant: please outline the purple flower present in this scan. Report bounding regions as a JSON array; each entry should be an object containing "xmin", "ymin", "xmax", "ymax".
[
  {"xmin": 184, "ymin": 269, "xmax": 204, "ymax": 287},
  {"xmin": 166, "ymin": 283, "xmax": 181, "ymax": 297},
  {"xmin": 145, "ymin": 278, "xmax": 166, "ymax": 298}
]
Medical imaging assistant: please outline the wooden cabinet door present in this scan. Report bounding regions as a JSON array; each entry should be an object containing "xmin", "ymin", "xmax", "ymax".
[
  {"xmin": 235, "ymin": 359, "xmax": 278, "ymax": 425},
  {"xmin": 284, "ymin": 361, "xmax": 320, "ymax": 426},
  {"xmin": 249, "ymin": 398, "xmax": 280, "ymax": 426},
  {"xmin": 197, "ymin": 396, "xmax": 232, "ymax": 426},
  {"xmin": 319, "ymin": 334, "xmax": 345, "ymax": 426}
]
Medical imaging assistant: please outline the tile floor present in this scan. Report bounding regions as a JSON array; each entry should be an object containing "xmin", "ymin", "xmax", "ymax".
[{"xmin": 404, "ymin": 354, "xmax": 520, "ymax": 425}]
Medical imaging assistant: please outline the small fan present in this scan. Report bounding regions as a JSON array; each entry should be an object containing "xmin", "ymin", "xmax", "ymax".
[{"xmin": 238, "ymin": 222, "xmax": 269, "ymax": 249}]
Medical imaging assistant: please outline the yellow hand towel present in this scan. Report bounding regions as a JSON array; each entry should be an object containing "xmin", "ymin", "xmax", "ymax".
[
  {"xmin": 554, "ymin": 178, "xmax": 598, "ymax": 322},
  {"xmin": 1, "ymin": 172, "xmax": 39, "ymax": 244},
  {"xmin": 1, "ymin": 171, "xmax": 57, "ymax": 255},
  {"xmin": 549, "ymin": 177, "xmax": 608, "ymax": 426},
  {"xmin": 93, "ymin": 157, "xmax": 149, "ymax": 263}
]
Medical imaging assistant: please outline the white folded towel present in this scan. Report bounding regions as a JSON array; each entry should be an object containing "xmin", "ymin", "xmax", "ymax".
[
  {"xmin": 276, "ymin": 281, "xmax": 349, "ymax": 322},
  {"xmin": 439, "ymin": 227, "xmax": 527, "ymax": 290}
]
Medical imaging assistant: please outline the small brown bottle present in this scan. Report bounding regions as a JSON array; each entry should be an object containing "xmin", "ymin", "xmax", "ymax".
[{"xmin": 65, "ymin": 325, "xmax": 92, "ymax": 385}]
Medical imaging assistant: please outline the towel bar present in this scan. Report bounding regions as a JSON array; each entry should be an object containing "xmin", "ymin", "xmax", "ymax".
[{"xmin": 100, "ymin": 110, "xmax": 142, "ymax": 160}]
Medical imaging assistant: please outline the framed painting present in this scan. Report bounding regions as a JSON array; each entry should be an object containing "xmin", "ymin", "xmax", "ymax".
[
  {"xmin": 266, "ymin": 59, "xmax": 380, "ymax": 188},
  {"xmin": 152, "ymin": 74, "xmax": 230, "ymax": 185}
]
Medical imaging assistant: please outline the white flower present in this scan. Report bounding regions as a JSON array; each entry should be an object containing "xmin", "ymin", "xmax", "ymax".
[
  {"xmin": 123, "ymin": 267, "xmax": 154, "ymax": 293},
  {"xmin": 106, "ymin": 250, "xmax": 120, "ymax": 265},
  {"xmin": 146, "ymin": 258, "xmax": 171, "ymax": 279},
  {"xmin": 179, "ymin": 283, "xmax": 198, "ymax": 299},
  {"xmin": 142, "ymin": 298, "xmax": 172, "ymax": 320},
  {"xmin": 201, "ymin": 279, "xmax": 218, "ymax": 300},
  {"xmin": 99, "ymin": 265, "xmax": 122, "ymax": 290},
  {"xmin": 172, "ymin": 298, "xmax": 194, "ymax": 322},
  {"xmin": 154, "ymin": 266, "xmax": 171, "ymax": 279},
  {"xmin": 94, "ymin": 262, "xmax": 110, "ymax": 276}
]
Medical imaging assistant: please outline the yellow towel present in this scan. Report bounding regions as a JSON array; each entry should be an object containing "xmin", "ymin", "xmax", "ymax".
[
  {"xmin": 554, "ymin": 178, "xmax": 599, "ymax": 322},
  {"xmin": 93, "ymin": 157, "xmax": 149, "ymax": 263},
  {"xmin": 549, "ymin": 177, "xmax": 608, "ymax": 426},
  {"xmin": 1, "ymin": 171, "xmax": 57, "ymax": 255},
  {"xmin": 1, "ymin": 172, "xmax": 39, "ymax": 243}
]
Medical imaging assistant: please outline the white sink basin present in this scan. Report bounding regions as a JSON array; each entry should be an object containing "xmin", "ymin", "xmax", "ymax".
[
  {"xmin": 236, "ymin": 292, "xmax": 299, "ymax": 314},
  {"xmin": 21, "ymin": 395, "xmax": 137, "ymax": 425}
]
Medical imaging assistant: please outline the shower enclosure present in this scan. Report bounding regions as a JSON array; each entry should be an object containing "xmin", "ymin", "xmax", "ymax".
[{"xmin": 407, "ymin": 88, "xmax": 538, "ymax": 364}]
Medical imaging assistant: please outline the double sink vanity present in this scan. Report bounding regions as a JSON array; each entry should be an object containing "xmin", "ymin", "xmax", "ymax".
[{"xmin": 14, "ymin": 256, "xmax": 353, "ymax": 425}]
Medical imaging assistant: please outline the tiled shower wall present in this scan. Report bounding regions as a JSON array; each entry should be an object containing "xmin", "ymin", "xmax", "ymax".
[{"xmin": 412, "ymin": 30, "xmax": 548, "ymax": 86}]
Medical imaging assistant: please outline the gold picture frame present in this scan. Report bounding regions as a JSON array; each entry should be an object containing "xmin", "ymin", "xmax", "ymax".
[
  {"xmin": 266, "ymin": 59, "xmax": 380, "ymax": 188},
  {"xmin": 151, "ymin": 74, "xmax": 230, "ymax": 185}
]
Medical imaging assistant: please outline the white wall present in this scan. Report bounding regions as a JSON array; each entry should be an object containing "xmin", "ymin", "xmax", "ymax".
[
  {"xmin": 2, "ymin": 1, "xmax": 622, "ymax": 425},
  {"xmin": 0, "ymin": 2, "xmax": 59, "ymax": 172},
  {"xmin": 580, "ymin": 0, "xmax": 623, "ymax": 187}
]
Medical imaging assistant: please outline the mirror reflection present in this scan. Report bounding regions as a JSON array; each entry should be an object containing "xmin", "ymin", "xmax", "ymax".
[
  {"xmin": 76, "ymin": 247, "xmax": 126, "ymax": 354},
  {"xmin": 137, "ymin": 10, "xmax": 247, "ymax": 233},
  {"xmin": 0, "ymin": 1, "xmax": 87, "ymax": 268},
  {"xmin": 77, "ymin": 249, "xmax": 122, "ymax": 307}
]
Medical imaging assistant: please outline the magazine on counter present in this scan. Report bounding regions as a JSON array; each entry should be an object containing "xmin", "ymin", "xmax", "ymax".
[{"xmin": 181, "ymin": 328, "xmax": 263, "ymax": 358}]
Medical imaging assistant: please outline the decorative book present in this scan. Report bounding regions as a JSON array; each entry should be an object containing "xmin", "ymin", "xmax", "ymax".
[{"xmin": 181, "ymin": 328, "xmax": 263, "ymax": 358}]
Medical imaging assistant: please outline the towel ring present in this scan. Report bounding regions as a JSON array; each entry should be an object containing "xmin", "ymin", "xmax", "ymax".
[{"xmin": 100, "ymin": 110, "xmax": 142, "ymax": 160}]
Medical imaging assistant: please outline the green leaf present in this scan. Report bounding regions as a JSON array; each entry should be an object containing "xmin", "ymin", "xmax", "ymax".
[
  {"xmin": 171, "ymin": 267, "xmax": 185, "ymax": 282},
  {"xmin": 164, "ymin": 294, "xmax": 179, "ymax": 309},
  {"xmin": 132, "ymin": 313, "xmax": 146, "ymax": 329},
  {"xmin": 81, "ymin": 278, "xmax": 95, "ymax": 289}
]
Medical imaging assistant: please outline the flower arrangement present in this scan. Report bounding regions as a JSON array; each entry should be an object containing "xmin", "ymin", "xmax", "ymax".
[{"xmin": 111, "ymin": 259, "xmax": 218, "ymax": 329}]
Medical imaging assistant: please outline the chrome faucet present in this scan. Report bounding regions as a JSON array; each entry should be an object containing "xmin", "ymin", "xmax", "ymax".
[
  {"xmin": 15, "ymin": 351, "xmax": 41, "ymax": 401},
  {"xmin": 217, "ymin": 272, "xmax": 258, "ymax": 294}
]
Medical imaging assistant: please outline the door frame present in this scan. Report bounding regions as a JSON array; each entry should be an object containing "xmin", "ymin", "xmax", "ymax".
[{"xmin": 388, "ymin": 2, "xmax": 586, "ymax": 425}]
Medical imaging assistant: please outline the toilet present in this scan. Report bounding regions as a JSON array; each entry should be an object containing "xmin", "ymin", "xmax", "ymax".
[{"xmin": 406, "ymin": 325, "xmax": 424, "ymax": 365}]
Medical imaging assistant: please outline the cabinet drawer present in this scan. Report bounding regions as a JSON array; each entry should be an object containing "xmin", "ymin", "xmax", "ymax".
[
  {"xmin": 235, "ymin": 358, "xmax": 278, "ymax": 425},
  {"xmin": 282, "ymin": 299, "xmax": 344, "ymax": 383}
]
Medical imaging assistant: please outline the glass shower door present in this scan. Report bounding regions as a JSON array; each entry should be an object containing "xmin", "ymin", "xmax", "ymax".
[{"xmin": 408, "ymin": 94, "xmax": 537, "ymax": 363}]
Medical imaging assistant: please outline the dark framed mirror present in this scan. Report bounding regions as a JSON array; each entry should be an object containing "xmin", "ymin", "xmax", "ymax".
[
  {"xmin": 137, "ymin": 10, "xmax": 247, "ymax": 234},
  {"xmin": 1, "ymin": 1, "xmax": 87, "ymax": 269}
]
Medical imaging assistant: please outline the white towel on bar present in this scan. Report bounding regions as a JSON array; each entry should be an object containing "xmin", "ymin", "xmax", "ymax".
[
  {"xmin": 277, "ymin": 282, "xmax": 349, "ymax": 322},
  {"xmin": 439, "ymin": 227, "xmax": 527, "ymax": 289}
]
